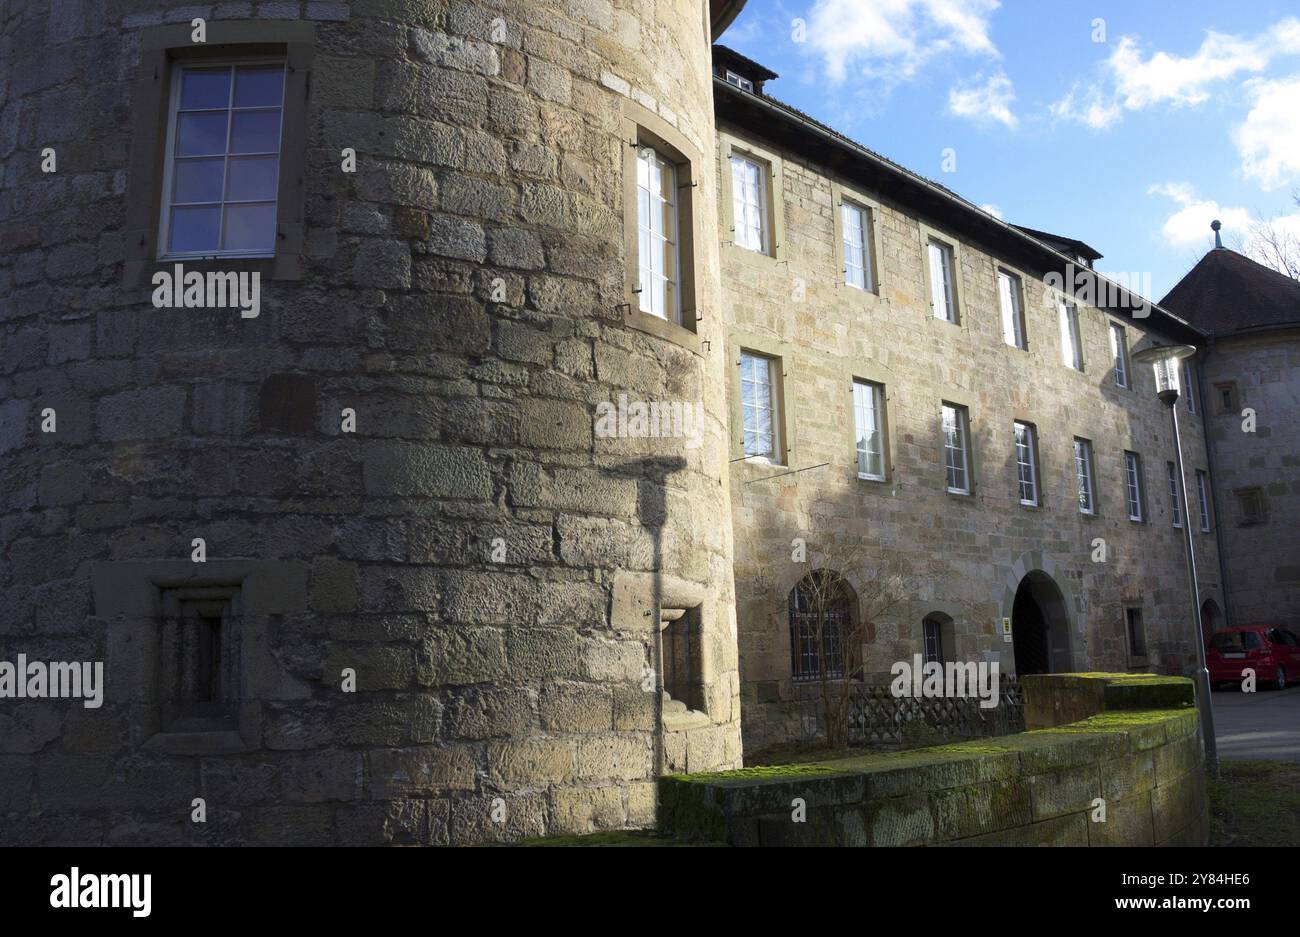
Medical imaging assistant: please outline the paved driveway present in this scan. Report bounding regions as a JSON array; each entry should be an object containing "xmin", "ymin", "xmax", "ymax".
[{"xmin": 1212, "ymin": 684, "xmax": 1300, "ymax": 761}]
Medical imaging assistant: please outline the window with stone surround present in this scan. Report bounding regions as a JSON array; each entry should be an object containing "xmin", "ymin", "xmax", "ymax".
[
  {"xmin": 1196, "ymin": 470, "xmax": 1211, "ymax": 532},
  {"xmin": 621, "ymin": 99, "xmax": 700, "ymax": 347},
  {"xmin": 927, "ymin": 238, "xmax": 958, "ymax": 323},
  {"xmin": 159, "ymin": 585, "xmax": 241, "ymax": 733},
  {"xmin": 1184, "ymin": 361, "xmax": 1199, "ymax": 413},
  {"xmin": 160, "ymin": 61, "xmax": 286, "ymax": 259},
  {"xmin": 1124, "ymin": 451, "xmax": 1145, "ymax": 522},
  {"xmin": 1110, "ymin": 323, "xmax": 1130, "ymax": 388},
  {"xmin": 1073, "ymin": 437, "xmax": 1096, "ymax": 514},
  {"xmin": 1236, "ymin": 487, "xmax": 1266, "ymax": 526},
  {"xmin": 661, "ymin": 605, "xmax": 706, "ymax": 723},
  {"xmin": 740, "ymin": 350, "xmax": 781, "ymax": 461},
  {"xmin": 1014, "ymin": 421, "xmax": 1039, "ymax": 506},
  {"xmin": 1059, "ymin": 300, "xmax": 1083, "ymax": 371},
  {"xmin": 1215, "ymin": 381, "xmax": 1239, "ymax": 415},
  {"xmin": 853, "ymin": 380, "xmax": 885, "ymax": 480},
  {"xmin": 789, "ymin": 572, "xmax": 856, "ymax": 681},
  {"xmin": 942, "ymin": 403, "xmax": 971, "ymax": 494},
  {"xmin": 121, "ymin": 21, "xmax": 313, "ymax": 287},
  {"xmin": 998, "ymin": 269, "xmax": 1026, "ymax": 349},
  {"xmin": 841, "ymin": 201, "xmax": 874, "ymax": 292},
  {"xmin": 730, "ymin": 153, "xmax": 770, "ymax": 253}
]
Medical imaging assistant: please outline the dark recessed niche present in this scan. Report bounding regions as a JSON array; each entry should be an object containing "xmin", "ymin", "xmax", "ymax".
[{"xmin": 259, "ymin": 373, "xmax": 317, "ymax": 434}]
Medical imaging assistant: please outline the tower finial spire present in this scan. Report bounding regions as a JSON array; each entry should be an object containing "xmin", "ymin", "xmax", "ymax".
[{"xmin": 1211, "ymin": 219, "xmax": 1222, "ymax": 249}]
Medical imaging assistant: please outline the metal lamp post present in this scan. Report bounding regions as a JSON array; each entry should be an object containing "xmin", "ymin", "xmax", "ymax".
[{"xmin": 1131, "ymin": 342, "xmax": 1218, "ymax": 772}]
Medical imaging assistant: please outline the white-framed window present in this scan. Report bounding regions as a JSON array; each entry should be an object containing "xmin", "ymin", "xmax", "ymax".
[
  {"xmin": 635, "ymin": 145, "xmax": 680, "ymax": 323},
  {"xmin": 1184, "ymin": 361, "xmax": 1198, "ymax": 413},
  {"xmin": 1014, "ymin": 421, "xmax": 1038, "ymax": 506},
  {"xmin": 160, "ymin": 61, "xmax": 286, "ymax": 259},
  {"xmin": 998, "ymin": 270, "xmax": 1025, "ymax": 349},
  {"xmin": 928, "ymin": 239, "xmax": 956, "ymax": 322},
  {"xmin": 724, "ymin": 70, "xmax": 754, "ymax": 92},
  {"xmin": 1109, "ymin": 323, "xmax": 1129, "ymax": 388},
  {"xmin": 842, "ymin": 202, "xmax": 874, "ymax": 292},
  {"xmin": 730, "ymin": 154, "xmax": 768, "ymax": 253},
  {"xmin": 1059, "ymin": 300, "xmax": 1082, "ymax": 370},
  {"xmin": 1168, "ymin": 461, "xmax": 1183, "ymax": 528},
  {"xmin": 1196, "ymin": 470, "xmax": 1211, "ymax": 532},
  {"xmin": 853, "ymin": 380, "xmax": 885, "ymax": 481},
  {"xmin": 1124, "ymin": 451, "xmax": 1144, "ymax": 521},
  {"xmin": 942, "ymin": 403, "xmax": 970, "ymax": 494},
  {"xmin": 1073, "ymin": 437, "xmax": 1095, "ymax": 514},
  {"xmin": 740, "ymin": 351, "xmax": 779, "ymax": 460}
]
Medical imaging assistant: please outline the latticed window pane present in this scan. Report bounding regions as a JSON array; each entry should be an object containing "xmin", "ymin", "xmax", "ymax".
[
  {"xmin": 1168, "ymin": 462, "xmax": 1183, "ymax": 528},
  {"xmin": 929, "ymin": 240, "xmax": 955, "ymax": 321},
  {"xmin": 998, "ymin": 271, "xmax": 1023, "ymax": 348},
  {"xmin": 1125, "ymin": 451, "xmax": 1143, "ymax": 521},
  {"xmin": 1196, "ymin": 470, "xmax": 1211, "ymax": 531},
  {"xmin": 842, "ymin": 202, "xmax": 871, "ymax": 291},
  {"xmin": 741, "ymin": 351, "xmax": 777, "ymax": 459},
  {"xmin": 943, "ymin": 404, "xmax": 969, "ymax": 493},
  {"xmin": 1015, "ymin": 422, "xmax": 1037, "ymax": 505},
  {"xmin": 636, "ymin": 146, "xmax": 679, "ymax": 322},
  {"xmin": 1074, "ymin": 438, "xmax": 1094, "ymax": 513},
  {"xmin": 853, "ymin": 380, "xmax": 884, "ymax": 480},
  {"xmin": 164, "ymin": 63, "xmax": 285, "ymax": 257},
  {"xmin": 789, "ymin": 574, "xmax": 850, "ymax": 681},
  {"xmin": 730, "ymin": 155, "xmax": 766, "ymax": 252}
]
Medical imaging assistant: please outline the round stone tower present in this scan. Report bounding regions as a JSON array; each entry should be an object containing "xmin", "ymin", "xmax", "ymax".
[{"xmin": 0, "ymin": 0, "xmax": 743, "ymax": 844}]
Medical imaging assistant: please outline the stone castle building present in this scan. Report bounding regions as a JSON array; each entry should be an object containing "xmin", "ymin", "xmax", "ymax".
[
  {"xmin": 0, "ymin": 0, "xmax": 1224, "ymax": 844},
  {"xmin": 1162, "ymin": 243, "xmax": 1300, "ymax": 634}
]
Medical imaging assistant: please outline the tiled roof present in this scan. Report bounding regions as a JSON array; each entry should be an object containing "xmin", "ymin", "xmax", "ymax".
[{"xmin": 1159, "ymin": 249, "xmax": 1300, "ymax": 335}]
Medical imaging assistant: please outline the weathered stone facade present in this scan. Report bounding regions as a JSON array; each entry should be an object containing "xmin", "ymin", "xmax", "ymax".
[
  {"xmin": 0, "ymin": 0, "xmax": 1232, "ymax": 844},
  {"xmin": 1198, "ymin": 331, "xmax": 1300, "ymax": 629},
  {"xmin": 712, "ymin": 96, "xmax": 1225, "ymax": 754},
  {"xmin": 0, "ymin": 0, "xmax": 742, "ymax": 845}
]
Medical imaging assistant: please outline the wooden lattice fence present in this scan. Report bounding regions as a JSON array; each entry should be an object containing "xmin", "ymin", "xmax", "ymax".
[{"xmin": 840, "ymin": 674, "xmax": 1025, "ymax": 745}]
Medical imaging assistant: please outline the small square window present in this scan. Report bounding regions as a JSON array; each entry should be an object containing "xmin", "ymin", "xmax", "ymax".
[
  {"xmin": 1215, "ymin": 381, "xmax": 1239, "ymax": 414},
  {"xmin": 1236, "ymin": 487, "xmax": 1266, "ymax": 525},
  {"xmin": 160, "ymin": 62, "xmax": 286, "ymax": 259},
  {"xmin": 724, "ymin": 70, "xmax": 754, "ymax": 93}
]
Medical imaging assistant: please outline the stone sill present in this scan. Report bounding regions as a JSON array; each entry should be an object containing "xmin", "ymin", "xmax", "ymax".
[
  {"xmin": 142, "ymin": 730, "xmax": 249, "ymax": 756},
  {"xmin": 663, "ymin": 709, "xmax": 712, "ymax": 732}
]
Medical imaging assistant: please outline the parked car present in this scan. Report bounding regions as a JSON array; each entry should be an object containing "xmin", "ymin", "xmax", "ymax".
[{"xmin": 1207, "ymin": 626, "xmax": 1300, "ymax": 690}]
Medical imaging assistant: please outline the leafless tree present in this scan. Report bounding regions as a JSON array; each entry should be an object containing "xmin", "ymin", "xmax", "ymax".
[
  {"xmin": 1237, "ymin": 190, "xmax": 1300, "ymax": 280},
  {"xmin": 779, "ymin": 534, "xmax": 919, "ymax": 749}
]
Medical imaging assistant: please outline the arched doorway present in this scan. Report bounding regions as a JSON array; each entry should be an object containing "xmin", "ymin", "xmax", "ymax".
[
  {"xmin": 1012, "ymin": 571, "xmax": 1072, "ymax": 675},
  {"xmin": 1200, "ymin": 598, "xmax": 1222, "ymax": 645}
]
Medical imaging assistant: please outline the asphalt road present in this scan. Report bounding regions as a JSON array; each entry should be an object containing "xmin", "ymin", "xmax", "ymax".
[{"xmin": 1211, "ymin": 683, "xmax": 1300, "ymax": 761}]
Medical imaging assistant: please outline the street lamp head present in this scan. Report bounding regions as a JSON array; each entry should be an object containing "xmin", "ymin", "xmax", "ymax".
[{"xmin": 1132, "ymin": 342, "xmax": 1197, "ymax": 405}]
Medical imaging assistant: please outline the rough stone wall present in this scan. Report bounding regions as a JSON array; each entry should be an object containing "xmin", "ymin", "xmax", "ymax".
[
  {"xmin": 1203, "ymin": 331, "xmax": 1300, "ymax": 630},
  {"xmin": 715, "ymin": 120, "xmax": 1224, "ymax": 755},
  {"xmin": 0, "ymin": 0, "xmax": 740, "ymax": 845}
]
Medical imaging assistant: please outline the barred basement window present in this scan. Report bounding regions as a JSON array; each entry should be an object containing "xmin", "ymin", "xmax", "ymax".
[
  {"xmin": 160, "ymin": 61, "xmax": 286, "ymax": 258},
  {"xmin": 789, "ymin": 572, "xmax": 855, "ymax": 682},
  {"xmin": 159, "ymin": 586, "xmax": 241, "ymax": 732}
]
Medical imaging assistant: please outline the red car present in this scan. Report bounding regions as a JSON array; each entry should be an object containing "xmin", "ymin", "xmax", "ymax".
[{"xmin": 1207, "ymin": 626, "xmax": 1300, "ymax": 690}]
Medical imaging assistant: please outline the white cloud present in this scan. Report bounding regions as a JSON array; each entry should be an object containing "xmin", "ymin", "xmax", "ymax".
[
  {"xmin": 1051, "ymin": 18, "xmax": 1300, "ymax": 129},
  {"xmin": 979, "ymin": 203, "xmax": 1003, "ymax": 219},
  {"xmin": 806, "ymin": 0, "xmax": 1001, "ymax": 87},
  {"xmin": 1235, "ymin": 75, "xmax": 1300, "ymax": 189},
  {"xmin": 1148, "ymin": 182, "xmax": 1253, "ymax": 246},
  {"xmin": 1050, "ymin": 82, "xmax": 1122, "ymax": 130},
  {"xmin": 948, "ymin": 72, "xmax": 1017, "ymax": 127}
]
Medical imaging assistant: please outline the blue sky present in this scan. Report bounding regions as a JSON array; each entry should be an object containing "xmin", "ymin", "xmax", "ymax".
[{"xmin": 721, "ymin": 0, "xmax": 1300, "ymax": 299}]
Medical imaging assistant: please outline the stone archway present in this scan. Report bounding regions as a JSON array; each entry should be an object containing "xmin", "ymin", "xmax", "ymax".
[{"xmin": 1011, "ymin": 570, "xmax": 1073, "ymax": 675}]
